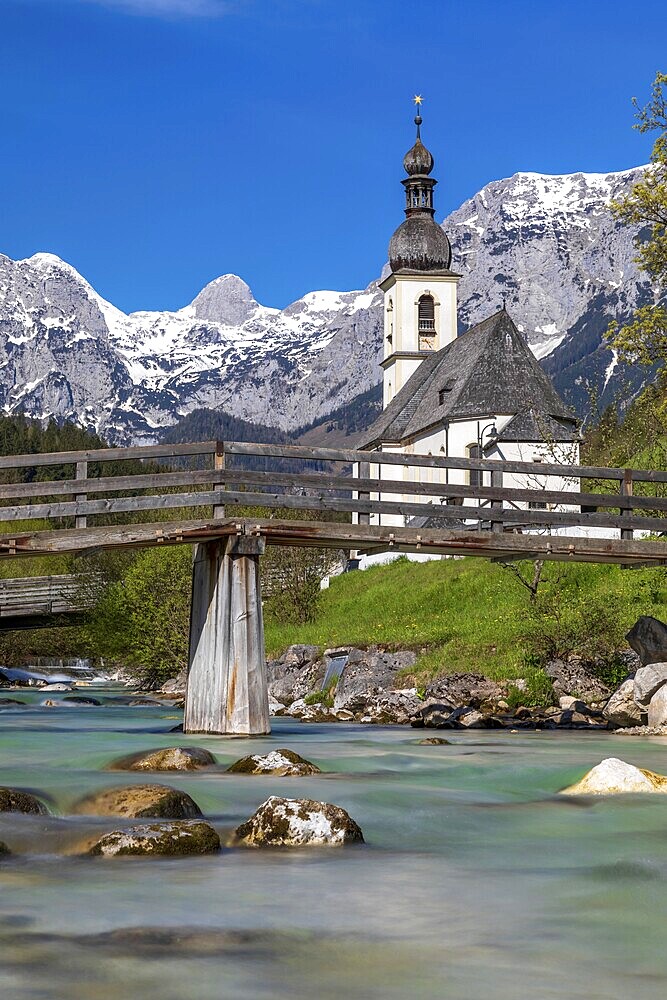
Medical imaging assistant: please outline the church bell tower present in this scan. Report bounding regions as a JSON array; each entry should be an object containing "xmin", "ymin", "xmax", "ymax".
[{"xmin": 380, "ymin": 99, "xmax": 459, "ymax": 408}]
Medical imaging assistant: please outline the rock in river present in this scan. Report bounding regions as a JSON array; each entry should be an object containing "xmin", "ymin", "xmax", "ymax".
[
  {"xmin": 108, "ymin": 747, "xmax": 217, "ymax": 772},
  {"xmin": 561, "ymin": 757, "xmax": 667, "ymax": 795},
  {"xmin": 0, "ymin": 787, "xmax": 48, "ymax": 815},
  {"xmin": 232, "ymin": 795, "xmax": 364, "ymax": 847},
  {"xmin": 417, "ymin": 737, "xmax": 452, "ymax": 745},
  {"xmin": 227, "ymin": 749, "xmax": 320, "ymax": 776},
  {"xmin": 88, "ymin": 820, "xmax": 220, "ymax": 857},
  {"xmin": 72, "ymin": 784, "xmax": 203, "ymax": 819}
]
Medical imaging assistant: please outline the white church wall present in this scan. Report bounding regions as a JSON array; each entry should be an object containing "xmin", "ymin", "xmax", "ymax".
[
  {"xmin": 381, "ymin": 272, "xmax": 458, "ymax": 403},
  {"xmin": 354, "ymin": 415, "xmax": 581, "ymax": 532}
]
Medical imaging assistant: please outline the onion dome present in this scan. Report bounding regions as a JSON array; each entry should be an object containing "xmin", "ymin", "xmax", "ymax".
[
  {"xmin": 389, "ymin": 214, "xmax": 451, "ymax": 272},
  {"xmin": 403, "ymin": 138, "xmax": 433, "ymax": 176},
  {"xmin": 388, "ymin": 97, "xmax": 451, "ymax": 273}
]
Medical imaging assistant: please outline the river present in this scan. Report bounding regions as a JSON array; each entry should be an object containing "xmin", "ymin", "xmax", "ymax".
[{"xmin": 1, "ymin": 691, "xmax": 666, "ymax": 999}]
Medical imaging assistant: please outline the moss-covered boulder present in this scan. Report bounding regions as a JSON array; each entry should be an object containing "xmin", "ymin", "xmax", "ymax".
[
  {"xmin": 232, "ymin": 795, "xmax": 364, "ymax": 847},
  {"xmin": 0, "ymin": 787, "xmax": 48, "ymax": 815},
  {"xmin": 417, "ymin": 737, "xmax": 452, "ymax": 745},
  {"xmin": 561, "ymin": 757, "xmax": 667, "ymax": 795},
  {"xmin": 88, "ymin": 821, "xmax": 220, "ymax": 857},
  {"xmin": 227, "ymin": 749, "xmax": 320, "ymax": 777},
  {"xmin": 108, "ymin": 747, "xmax": 216, "ymax": 772},
  {"xmin": 72, "ymin": 784, "xmax": 203, "ymax": 819}
]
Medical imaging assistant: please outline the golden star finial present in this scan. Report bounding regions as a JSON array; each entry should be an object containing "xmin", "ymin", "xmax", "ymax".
[{"xmin": 414, "ymin": 94, "xmax": 423, "ymax": 106}]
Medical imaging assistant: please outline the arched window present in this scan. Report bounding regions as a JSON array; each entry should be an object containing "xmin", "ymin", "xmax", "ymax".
[
  {"xmin": 418, "ymin": 295, "xmax": 435, "ymax": 333},
  {"xmin": 467, "ymin": 443, "xmax": 483, "ymax": 489}
]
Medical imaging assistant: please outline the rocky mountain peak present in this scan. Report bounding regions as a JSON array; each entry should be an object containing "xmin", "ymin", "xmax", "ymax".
[{"xmin": 189, "ymin": 273, "xmax": 260, "ymax": 326}]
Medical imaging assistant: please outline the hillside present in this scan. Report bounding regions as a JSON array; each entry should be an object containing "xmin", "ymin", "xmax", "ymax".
[{"xmin": 264, "ymin": 554, "xmax": 667, "ymax": 690}]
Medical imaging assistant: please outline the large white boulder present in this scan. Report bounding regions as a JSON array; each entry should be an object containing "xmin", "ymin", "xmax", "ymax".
[
  {"xmin": 648, "ymin": 685, "xmax": 667, "ymax": 728},
  {"xmin": 633, "ymin": 664, "xmax": 667, "ymax": 707},
  {"xmin": 561, "ymin": 757, "xmax": 667, "ymax": 795},
  {"xmin": 603, "ymin": 679, "xmax": 644, "ymax": 727}
]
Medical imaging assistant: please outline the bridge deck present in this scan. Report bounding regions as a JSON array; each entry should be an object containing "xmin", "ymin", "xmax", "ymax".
[{"xmin": 0, "ymin": 439, "xmax": 663, "ymax": 566}]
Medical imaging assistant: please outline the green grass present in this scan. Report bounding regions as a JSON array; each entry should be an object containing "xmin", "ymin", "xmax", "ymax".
[{"xmin": 264, "ymin": 555, "xmax": 667, "ymax": 684}]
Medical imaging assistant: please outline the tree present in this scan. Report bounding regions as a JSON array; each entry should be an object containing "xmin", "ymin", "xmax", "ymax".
[
  {"xmin": 83, "ymin": 546, "xmax": 192, "ymax": 688},
  {"xmin": 607, "ymin": 72, "xmax": 667, "ymax": 363}
]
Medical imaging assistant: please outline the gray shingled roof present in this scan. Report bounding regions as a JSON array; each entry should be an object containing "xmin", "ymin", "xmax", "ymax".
[
  {"xmin": 494, "ymin": 408, "xmax": 578, "ymax": 444},
  {"xmin": 360, "ymin": 309, "xmax": 576, "ymax": 448}
]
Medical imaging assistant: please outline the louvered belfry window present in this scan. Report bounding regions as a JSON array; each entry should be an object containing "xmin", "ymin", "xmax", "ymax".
[{"xmin": 418, "ymin": 294, "xmax": 435, "ymax": 333}]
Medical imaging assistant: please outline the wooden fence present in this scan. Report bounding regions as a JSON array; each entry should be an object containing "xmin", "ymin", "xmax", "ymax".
[{"xmin": 0, "ymin": 439, "xmax": 664, "ymax": 564}]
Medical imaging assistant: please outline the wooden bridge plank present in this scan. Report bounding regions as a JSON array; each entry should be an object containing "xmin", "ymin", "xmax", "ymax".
[
  {"xmin": 2, "ymin": 487, "xmax": 664, "ymax": 534},
  {"xmin": 1, "ymin": 516, "xmax": 667, "ymax": 566},
  {"xmin": 225, "ymin": 440, "xmax": 667, "ymax": 484},
  {"xmin": 0, "ymin": 440, "xmax": 218, "ymax": 470},
  {"xmin": 1, "ymin": 436, "xmax": 667, "ymax": 485}
]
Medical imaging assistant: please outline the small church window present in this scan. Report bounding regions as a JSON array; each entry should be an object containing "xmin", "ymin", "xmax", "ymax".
[{"xmin": 418, "ymin": 295, "xmax": 435, "ymax": 333}]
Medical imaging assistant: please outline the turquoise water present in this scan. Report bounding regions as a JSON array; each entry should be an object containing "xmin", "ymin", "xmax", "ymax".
[{"xmin": 1, "ymin": 693, "xmax": 667, "ymax": 999}]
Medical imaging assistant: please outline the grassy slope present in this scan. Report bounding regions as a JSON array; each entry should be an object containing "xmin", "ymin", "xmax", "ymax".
[{"xmin": 264, "ymin": 555, "xmax": 667, "ymax": 683}]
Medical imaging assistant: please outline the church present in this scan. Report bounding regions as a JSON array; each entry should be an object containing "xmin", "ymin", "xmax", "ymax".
[{"xmin": 356, "ymin": 102, "xmax": 580, "ymax": 531}]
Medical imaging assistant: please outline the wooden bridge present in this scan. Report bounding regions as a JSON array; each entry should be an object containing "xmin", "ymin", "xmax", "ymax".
[
  {"xmin": 0, "ymin": 574, "xmax": 93, "ymax": 631},
  {"xmin": 0, "ymin": 438, "xmax": 665, "ymax": 734}
]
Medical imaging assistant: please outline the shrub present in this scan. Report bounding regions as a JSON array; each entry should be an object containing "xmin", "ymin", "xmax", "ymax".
[
  {"xmin": 304, "ymin": 678, "xmax": 337, "ymax": 708},
  {"xmin": 519, "ymin": 589, "xmax": 628, "ymax": 666},
  {"xmin": 506, "ymin": 666, "xmax": 556, "ymax": 708}
]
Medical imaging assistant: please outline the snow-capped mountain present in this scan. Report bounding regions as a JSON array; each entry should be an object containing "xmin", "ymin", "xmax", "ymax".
[
  {"xmin": 0, "ymin": 164, "xmax": 655, "ymax": 443},
  {"xmin": 449, "ymin": 167, "xmax": 649, "ymax": 357},
  {"xmin": 0, "ymin": 252, "xmax": 381, "ymax": 441}
]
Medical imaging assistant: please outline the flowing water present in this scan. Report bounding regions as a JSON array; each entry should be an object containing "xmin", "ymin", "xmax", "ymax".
[{"xmin": 1, "ymin": 692, "xmax": 667, "ymax": 999}]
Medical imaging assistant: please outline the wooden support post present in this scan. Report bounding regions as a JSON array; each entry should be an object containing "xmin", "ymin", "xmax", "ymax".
[
  {"xmin": 184, "ymin": 533, "xmax": 270, "ymax": 735},
  {"xmin": 490, "ymin": 467, "xmax": 503, "ymax": 533},
  {"xmin": 75, "ymin": 460, "xmax": 87, "ymax": 530},
  {"xmin": 213, "ymin": 441, "xmax": 225, "ymax": 520},
  {"xmin": 358, "ymin": 461, "xmax": 371, "ymax": 526},
  {"xmin": 620, "ymin": 469, "xmax": 633, "ymax": 541}
]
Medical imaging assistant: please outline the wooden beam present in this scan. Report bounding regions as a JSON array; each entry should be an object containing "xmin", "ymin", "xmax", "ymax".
[
  {"xmin": 2, "ymin": 516, "xmax": 667, "ymax": 565},
  {"xmin": 0, "ymin": 440, "xmax": 218, "ymax": 471},
  {"xmin": 184, "ymin": 536, "xmax": 270, "ymax": 735},
  {"xmin": 225, "ymin": 440, "xmax": 667, "ymax": 485},
  {"xmin": 1, "ymin": 485, "xmax": 666, "ymax": 533}
]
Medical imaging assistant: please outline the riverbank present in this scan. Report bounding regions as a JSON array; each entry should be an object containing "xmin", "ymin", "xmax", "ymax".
[{"xmin": 265, "ymin": 555, "xmax": 667, "ymax": 685}]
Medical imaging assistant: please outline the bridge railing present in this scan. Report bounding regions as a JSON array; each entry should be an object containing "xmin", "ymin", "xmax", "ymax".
[{"xmin": 0, "ymin": 439, "xmax": 664, "ymax": 542}]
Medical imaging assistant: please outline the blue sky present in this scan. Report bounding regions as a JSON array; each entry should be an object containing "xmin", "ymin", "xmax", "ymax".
[{"xmin": 1, "ymin": 0, "xmax": 665, "ymax": 312}]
